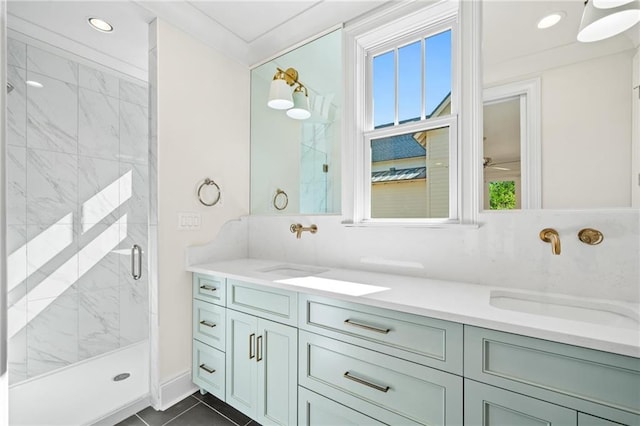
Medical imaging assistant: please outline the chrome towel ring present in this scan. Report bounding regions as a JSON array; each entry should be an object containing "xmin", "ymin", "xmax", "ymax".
[
  {"xmin": 198, "ymin": 178, "xmax": 221, "ymax": 206},
  {"xmin": 273, "ymin": 188, "xmax": 289, "ymax": 211}
]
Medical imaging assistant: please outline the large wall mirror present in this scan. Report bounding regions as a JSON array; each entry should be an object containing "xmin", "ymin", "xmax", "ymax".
[
  {"xmin": 482, "ymin": 0, "xmax": 639, "ymax": 210},
  {"xmin": 250, "ymin": 29, "xmax": 342, "ymax": 215}
]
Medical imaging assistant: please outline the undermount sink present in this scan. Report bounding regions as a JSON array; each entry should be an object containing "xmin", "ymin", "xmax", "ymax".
[
  {"xmin": 490, "ymin": 290, "xmax": 640, "ymax": 328},
  {"xmin": 258, "ymin": 264, "xmax": 329, "ymax": 278}
]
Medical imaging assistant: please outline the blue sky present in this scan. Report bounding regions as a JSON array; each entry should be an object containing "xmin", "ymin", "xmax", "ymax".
[{"xmin": 373, "ymin": 30, "xmax": 451, "ymax": 128}]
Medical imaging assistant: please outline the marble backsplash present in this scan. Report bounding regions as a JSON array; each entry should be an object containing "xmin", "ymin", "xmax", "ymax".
[
  {"xmin": 189, "ymin": 209, "xmax": 639, "ymax": 303},
  {"xmin": 6, "ymin": 35, "xmax": 149, "ymax": 384}
]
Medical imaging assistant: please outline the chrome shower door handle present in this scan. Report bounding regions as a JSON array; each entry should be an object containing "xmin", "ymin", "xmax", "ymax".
[{"xmin": 131, "ymin": 244, "xmax": 142, "ymax": 280}]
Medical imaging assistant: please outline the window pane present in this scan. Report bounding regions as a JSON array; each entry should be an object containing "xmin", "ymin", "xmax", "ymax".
[
  {"xmin": 425, "ymin": 30, "xmax": 451, "ymax": 118},
  {"xmin": 398, "ymin": 41, "xmax": 421, "ymax": 124},
  {"xmin": 370, "ymin": 127, "xmax": 449, "ymax": 218},
  {"xmin": 488, "ymin": 181, "xmax": 517, "ymax": 210},
  {"xmin": 373, "ymin": 50, "xmax": 395, "ymax": 128}
]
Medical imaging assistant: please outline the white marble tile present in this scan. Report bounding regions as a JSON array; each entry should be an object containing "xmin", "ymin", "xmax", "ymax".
[
  {"xmin": 26, "ymin": 72, "xmax": 78, "ymax": 154},
  {"xmin": 26, "ymin": 288, "xmax": 79, "ymax": 378},
  {"xmin": 26, "ymin": 149, "xmax": 77, "ymax": 227},
  {"xmin": 8, "ymin": 38, "xmax": 27, "ymax": 69},
  {"xmin": 79, "ymin": 286, "xmax": 120, "ymax": 360},
  {"xmin": 79, "ymin": 64, "xmax": 119, "ymax": 98},
  {"xmin": 120, "ymin": 282, "xmax": 149, "ymax": 346},
  {"xmin": 7, "ymin": 225, "xmax": 27, "ymax": 307},
  {"xmin": 119, "ymin": 101, "xmax": 148, "ymax": 164},
  {"xmin": 78, "ymin": 156, "xmax": 121, "ymax": 227},
  {"xmin": 119, "ymin": 162, "xmax": 148, "ymax": 224},
  {"xmin": 8, "ymin": 317, "xmax": 27, "ymax": 385},
  {"xmin": 79, "ymin": 88, "xmax": 119, "ymax": 160},
  {"xmin": 7, "ymin": 65, "xmax": 26, "ymax": 147},
  {"xmin": 7, "ymin": 146, "xmax": 26, "ymax": 225},
  {"xmin": 26, "ymin": 222, "xmax": 78, "ymax": 302},
  {"xmin": 119, "ymin": 79, "xmax": 148, "ymax": 106},
  {"xmin": 77, "ymin": 221, "xmax": 121, "ymax": 292},
  {"xmin": 244, "ymin": 210, "xmax": 640, "ymax": 303},
  {"xmin": 27, "ymin": 45, "xmax": 78, "ymax": 84}
]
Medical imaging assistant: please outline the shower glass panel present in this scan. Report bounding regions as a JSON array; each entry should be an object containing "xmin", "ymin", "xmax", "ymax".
[{"xmin": 6, "ymin": 28, "xmax": 150, "ymax": 423}]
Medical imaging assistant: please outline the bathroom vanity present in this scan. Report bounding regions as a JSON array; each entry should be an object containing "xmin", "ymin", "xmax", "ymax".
[{"xmin": 187, "ymin": 259, "xmax": 639, "ymax": 426}]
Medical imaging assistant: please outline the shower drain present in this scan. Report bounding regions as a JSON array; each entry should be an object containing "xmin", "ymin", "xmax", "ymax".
[{"xmin": 113, "ymin": 373, "xmax": 131, "ymax": 382}]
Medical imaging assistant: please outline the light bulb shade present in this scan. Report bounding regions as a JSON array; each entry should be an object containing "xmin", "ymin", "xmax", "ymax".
[
  {"xmin": 286, "ymin": 90, "xmax": 311, "ymax": 120},
  {"xmin": 267, "ymin": 78, "xmax": 293, "ymax": 110},
  {"xmin": 593, "ymin": 0, "xmax": 635, "ymax": 9},
  {"xmin": 577, "ymin": 0, "xmax": 640, "ymax": 42}
]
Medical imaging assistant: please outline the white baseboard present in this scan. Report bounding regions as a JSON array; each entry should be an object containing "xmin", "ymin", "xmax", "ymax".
[
  {"xmin": 156, "ymin": 370, "xmax": 198, "ymax": 411},
  {"xmin": 92, "ymin": 396, "xmax": 150, "ymax": 426}
]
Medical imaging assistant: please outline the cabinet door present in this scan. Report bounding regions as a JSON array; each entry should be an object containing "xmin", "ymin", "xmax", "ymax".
[
  {"xmin": 226, "ymin": 309, "xmax": 258, "ymax": 418},
  {"xmin": 465, "ymin": 380, "xmax": 576, "ymax": 426},
  {"xmin": 256, "ymin": 318, "xmax": 297, "ymax": 426}
]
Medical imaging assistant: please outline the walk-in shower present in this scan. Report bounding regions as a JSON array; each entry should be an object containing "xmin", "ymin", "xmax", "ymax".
[{"xmin": 5, "ymin": 4, "xmax": 154, "ymax": 423}]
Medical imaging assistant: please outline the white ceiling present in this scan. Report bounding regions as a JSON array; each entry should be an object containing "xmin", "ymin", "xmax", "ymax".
[{"xmin": 7, "ymin": 0, "xmax": 389, "ymax": 80}]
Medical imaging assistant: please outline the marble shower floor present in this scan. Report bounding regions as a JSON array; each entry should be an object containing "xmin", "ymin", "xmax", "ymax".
[{"xmin": 116, "ymin": 392, "xmax": 261, "ymax": 426}]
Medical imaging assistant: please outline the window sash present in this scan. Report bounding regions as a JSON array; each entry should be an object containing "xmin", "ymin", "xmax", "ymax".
[
  {"xmin": 366, "ymin": 18, "xmax": 457, "ymax": 130},
  {"xmin": 363, "ymin": 116, "xmax": 459, "ymax": 222}
]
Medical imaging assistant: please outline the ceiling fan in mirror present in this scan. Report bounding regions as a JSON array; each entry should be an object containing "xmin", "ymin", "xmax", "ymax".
[{"xmin": 483, "ymin": 157, "xmax": 519, "ymax": 171}]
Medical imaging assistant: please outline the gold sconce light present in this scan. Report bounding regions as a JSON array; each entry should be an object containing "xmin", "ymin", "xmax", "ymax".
[{"xmin": 267, "ymin": 67, "xmax": 310, "ymax": 120}]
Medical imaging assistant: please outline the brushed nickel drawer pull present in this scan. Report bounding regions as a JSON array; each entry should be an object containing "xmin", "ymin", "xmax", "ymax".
[
  {"xmin": 343, "ymin": 371, "xmax": 390, "ymax": 393},
  {"xmin": 199, "ymin": 364, "xmax": 215, "ymax": 374},
  {"xmin": 344, "ymin": 319, "xmax": 390, "ymax": 334},
  {"xmin": 249, "ymin": 333, "xmax": 256, "ymax": 359},
  {"xmin": 256, "ymin": 335, "xmax": 263, "ymax": 362},
  {"xmin": 200, "ymin": 285, "xmax": 217, "ymax": 292},
  {"xmin": 199, "ymin": 320, "xmax": 216, "ymax": 328}
]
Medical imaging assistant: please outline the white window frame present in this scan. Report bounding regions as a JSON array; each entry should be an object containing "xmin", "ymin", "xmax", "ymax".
[{"xmin": 342, "ymin": 0, "xmax": 480, "ymax": 227}]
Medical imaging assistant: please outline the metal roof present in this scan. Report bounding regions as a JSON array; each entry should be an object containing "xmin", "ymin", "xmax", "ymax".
[
  {"xmin": 371, "ymin": 166, "xmax": 427, "ymax": 183},
  {"xmin": 371, "ymin": 133, "xmax": 426, "ymax": 162}
]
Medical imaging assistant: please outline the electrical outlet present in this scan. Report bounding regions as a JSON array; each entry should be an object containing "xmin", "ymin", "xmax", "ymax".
[{"xmin": 178, "ymin": 212, "xmax": 201, "ymax": 230}]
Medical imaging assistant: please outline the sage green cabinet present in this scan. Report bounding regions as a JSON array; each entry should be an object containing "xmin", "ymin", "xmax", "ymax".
[
  {"xmin": 226, "ymin": 308, "xmax": 297, "ymax": 426},
  {"xmin": 299, "ymin": 330, "xmax": 463, "ymax": 425},
  {"xmin": 464, "ymin": 379, "xmax": 576, "ymax": 426},
  {"xmin": 578, "ymin": 413, "xmax": 625, "ymax": 426},
  {"xmin": 192, "ymin": 340, "xmax": 225, "ymax": 400}
]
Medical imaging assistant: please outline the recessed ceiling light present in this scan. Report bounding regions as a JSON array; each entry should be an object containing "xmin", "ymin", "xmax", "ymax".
[
  {"xmin": 537, "ymin": 11, "xmax": 566, "ymax": 29},
  {"xmin": 88, "ymin": 17, "xmax": 113, "ymax": 33},
  {"xmin": 25, "ymin": 80, "xmax": 43, "ymax": 88}
]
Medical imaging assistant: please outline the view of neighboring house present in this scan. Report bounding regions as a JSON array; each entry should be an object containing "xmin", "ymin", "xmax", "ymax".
[{"xmin": 371, "ymin": 93, "xmax": 451, "ymax": 218}]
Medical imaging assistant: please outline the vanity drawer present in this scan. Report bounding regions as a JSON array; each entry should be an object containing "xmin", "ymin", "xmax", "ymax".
[
  {"xmin": 299, "ymin": 294, "xmax": 462, "ymax": 374},
  {"xmin": 193, "ymin": 274, "xmax": 226, "ymax": 305},
  {"xmin": 464, "ymin": 326, "xmax": 640, "ymax": 423},
  {"xmin": 299, "ymin": 330, "xmax": 463, "ymax": 426},
  {"xmin": 193, "ymin": 340, "xmax": 225, "ymax": 401},
  {"xmin": 193, "ymin": 299, "xmax": 225, "ymax": 351},
  {"xmin": 298, "ymin": 386, "xmax": 393, "ymax": 426},
  {"xmin": 227, "ymin": 279, "xmax": 297, "ymax": 326}
]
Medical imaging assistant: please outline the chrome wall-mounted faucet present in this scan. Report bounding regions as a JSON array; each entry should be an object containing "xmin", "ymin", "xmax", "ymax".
[
  {"xmin": 540, "ymin": 228, "xmax": 561, "ymax": 255},
  {"xmin": 290, "ymin": 223, "xmax": 318, "ymax": 239}
]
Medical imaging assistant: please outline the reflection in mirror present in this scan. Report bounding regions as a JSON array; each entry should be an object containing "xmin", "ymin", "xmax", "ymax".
[
  {"xmin": 483, "ymin": 0, "xmax": 640, "ymax": 209},
  {"xmin": 250, "ymin": 29, "xmax": 342, "ymax": 215},
  {"xmin": 483, "ymin": 98, "xmax": 521, "ymax": 210}
]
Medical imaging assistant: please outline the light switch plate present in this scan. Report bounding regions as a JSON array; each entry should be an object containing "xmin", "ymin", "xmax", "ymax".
[{"xmin": 178, "ymin": 212, "xmax": 201, "ymax": 230}]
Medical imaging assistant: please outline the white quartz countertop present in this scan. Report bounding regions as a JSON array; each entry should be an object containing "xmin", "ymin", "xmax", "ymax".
[{"xmin": 187, "ymin": 258, "xmax": 640, "ymax": 358}]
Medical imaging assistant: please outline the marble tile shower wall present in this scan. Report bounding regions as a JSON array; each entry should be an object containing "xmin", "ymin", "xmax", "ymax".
[{"xmin": 6, "ymin": 37, "xmax": 150, "ymax": 384}]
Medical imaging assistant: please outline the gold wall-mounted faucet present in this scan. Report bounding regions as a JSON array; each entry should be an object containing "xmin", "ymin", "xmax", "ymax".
[
  {"xmin": 290, "ymin": 223, "xmax": 318, "ymax": 239},
  {"xmin": 540, "ymin": 228, "xmax": 561, "ymax": 255}
]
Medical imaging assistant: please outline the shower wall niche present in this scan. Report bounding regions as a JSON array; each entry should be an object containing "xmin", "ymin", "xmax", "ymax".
[{"xmin": 6, "ymin": 34, "xmax": 150, "ymax": 384}]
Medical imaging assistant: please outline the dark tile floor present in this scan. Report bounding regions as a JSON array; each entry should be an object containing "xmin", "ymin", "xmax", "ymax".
[{"xmin": 116, "ymin": 392, "xmax": 260, "ymax": 426}]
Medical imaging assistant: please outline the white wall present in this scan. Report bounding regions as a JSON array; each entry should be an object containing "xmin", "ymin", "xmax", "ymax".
[
  {"xmin": 154, "ymin": 19, "xmax": 249, "ymax": 385},
  {"xmin": 632, "ymin": 47, "xmax": 640, "ymax": 208},
  {"xmin": 542, "ymin": 51, "xmax": 632, "ymax": 208}
]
